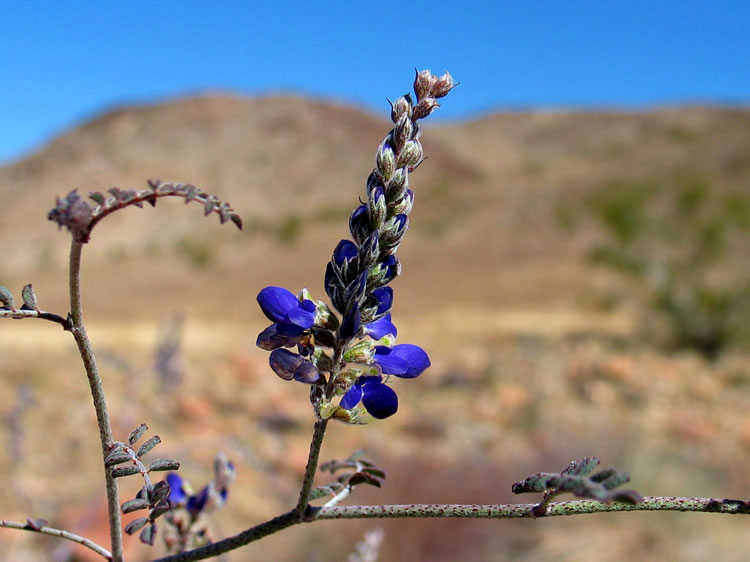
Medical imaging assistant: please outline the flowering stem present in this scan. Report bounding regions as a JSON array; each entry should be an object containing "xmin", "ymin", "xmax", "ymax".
[
  {"xmin": 0, "ymin": 519, "xmax": 112, "ymax": 560},
  {"xmin": 295, "ymin": 419, "xmax": 329, "ymax": 514},
  {"xmin": 68, "ymin": 241, "xmax": 123, "ymax": 562},
  {"xmin": 307, "ymin": 496, "xmax": 750, "ymax": 520}
]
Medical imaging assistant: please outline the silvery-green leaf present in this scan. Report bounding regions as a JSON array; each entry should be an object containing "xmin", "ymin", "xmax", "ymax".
[
  {"xmin": 104, "ymin": 452, "xmax": 133, "ymax": 467},
  {"xmin": 124, "ymin": 516, "xmax": 149, "ymax": 535},
  {"xmin": 111, "ymin": 465, "xmax": 140, "ymax": 478},
  {"xmin": 136, "ymin": 435, "xmax": 161, "ymax": 458},
  {"xmin": 149, "ymin": 480, "xmax": 171, "ymax": 504},
  {"xmin": 148, "ymin": 458, "xmax": 180, "ymax": 472},
  {"xmin": 0, "ymin": 286, "xmax": 15, "ymax": 309},
  {"xmin": 20, "ymin": 284, "xmax": 38, "ymax": 311},
  {"xmin": 121, "ymin": 498, "xmax": 150, "ymax": 514},
  {"xmin": 89, "ymin": 192, "xmax": 106, "ymax": 206},
  {"xmin": 140, "ymin": 522, "xmax": 156, "ymax": 546},
  {"xmin": 128, "ymin": 423, "xmax": 148, "ymax": 446},
  {"xmin": 149, "ymin": 499, "xmax": 170, "ymax": 520}
]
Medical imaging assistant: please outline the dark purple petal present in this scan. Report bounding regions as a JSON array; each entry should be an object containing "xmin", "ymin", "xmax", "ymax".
[
  {"xmin": 257, "ymin": 286, "xmax": 299, "ymax": 323},
  {"xmin": 269, "ymin": 348, "xmax": 303, "ymax": 381},
  {"xmin": 256, "ymin": 323, "xmax": 305, "ymax": 350},
  {"xmin": 286, "ymin": 300, "xmax": 315, "ymax": 329},
  {"xmin": 293, "ymin": 361, "xmax": 321, "ymax": 384},
  {"xmin": 333, "ymin": 240, "xmax": 358, "ymax": 267},
  {"xmin": 372, "ymin": 287, "xmax": 393, "ymax": 316},
  {"xmin": 187, "ymin": 486, "xmax": 209, "ymax": 514},
  {"xmin": 381, "ymin": 255, "xmax": 399, "ymax": 283},
  {"xmin": 166, "ymin": 473, "xmax": 186, "ymax": 504},
  {"xmin": 340, "ymin": 302, "xmax": 361, "ymax": 340},
  {"xmin": 364, "ymin": 313, "xmax": 397, "ymax": 340},
  {"xmin": 340, "ymin": 384, "xmax": 364, "ymax": 409},
  {"xmin": 361, "ymin": 381, "xmax": 398, "ymax": 419},
  {"xmin": 349, "ymin": 204, "xmax": 370, "ymax": 245}
]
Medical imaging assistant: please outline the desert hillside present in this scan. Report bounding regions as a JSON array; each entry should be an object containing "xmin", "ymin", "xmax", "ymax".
[{"xmin": 1, "ymin": 95, "xmax": 749, "ymax": 561}]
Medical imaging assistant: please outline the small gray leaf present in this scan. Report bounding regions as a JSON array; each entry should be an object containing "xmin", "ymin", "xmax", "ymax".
[
  {"xmin": 128, "ymin": 423, "xmax": 148, "ymax": 446},
  {"xmin": 136, "ymin": 435, "xmax": 161, "ymax": 458},
  {"xmin": 0, "ymin": 286, "xmax": 15, "ymax": 309}
]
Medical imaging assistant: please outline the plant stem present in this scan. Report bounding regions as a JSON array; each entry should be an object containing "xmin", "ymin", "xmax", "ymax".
[
  {"xmin": 151, "ymin": 510, "xmax": 300, "ymax": 562},
  {"xmin": 0, "ymin": 520, "xmax": 112, "ymax": 560},
  {"xmin": 308, "ymin": 496, "xmax": 750, "ymax": 520},
  {"xmin": 150, "ymin": 494, "xmax": 749, "ymax": 562},
  {"xmin": 68, "ymin": 241, "xmax": 123, "ymax": 562},
  {"xmin": 295, "ymin": 419, "xmax": 329, "ymax": 514}
]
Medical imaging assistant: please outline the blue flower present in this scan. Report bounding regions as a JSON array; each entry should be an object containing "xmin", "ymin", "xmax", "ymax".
[
  {"xmin": 340, "ymin": 375, "xmax": 399, "ymax": 419},
  {"xmin": 374, "ymin": 344, "xmax": 430, "ymax": 378},
  {"xmin": 256, "ymin": 287, "xmax": 316, "ymax": 350},
  {"xmin": 364, "ymin": 312, "xmax": 397, "ymax": 340},
  {"xmin": 257, "ymin": 286, "xmax": 315, "ymax": 329},
  {"xmin": 166, "ymin": 473, "xmax": 188, "ymax": 504}
]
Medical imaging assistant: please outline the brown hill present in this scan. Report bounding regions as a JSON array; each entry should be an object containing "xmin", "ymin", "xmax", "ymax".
[{"xmin": 0, "ymin": 95, "xmax": 748, "ymax": 328}]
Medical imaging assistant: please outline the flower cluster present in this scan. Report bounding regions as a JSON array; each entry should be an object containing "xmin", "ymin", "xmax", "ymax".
[
  {"xmin": 255, "ymin": 70, "xmax": 455, "ymax": 421},
  {"xmin": 160, "ymin": 454, "xmax": 235, "ymax": 554}
]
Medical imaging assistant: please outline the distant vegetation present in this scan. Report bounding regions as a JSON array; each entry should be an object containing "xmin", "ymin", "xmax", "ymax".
[{"xmin": 568, "ymin": 174, "xmax": 750, "ymax": 359}]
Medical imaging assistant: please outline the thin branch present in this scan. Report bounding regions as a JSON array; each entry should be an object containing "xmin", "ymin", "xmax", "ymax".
[
  {"xmin": 151, "ymin": 509, "xmax": 301, "ymax": 562},
  {"xmin": 0, "ymin": 519, "xmax": 112, "ymax": 560},
  {"xmin": 295, "ymin": 419, "xmax": 329, "ymax": 514},
  {"xmin": 0, "ymin": 308, "xmax": 71, "ymax": 330},
  {"xmin": 68, "ymin": 240, "xmax": 124, "ymax": 562},
  {"xmin": 308, "ymin": 496, "xmax": 750, "ymax": 520}
]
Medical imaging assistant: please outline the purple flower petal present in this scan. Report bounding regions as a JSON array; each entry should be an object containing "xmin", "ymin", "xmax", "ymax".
[
  {"xmin": 166, "ymin": 473, "xmax": 186, "ymax": 504},
  {"xmin": 286, "ymin": 299, "xmax": 315, "ymax": 329},
  {"xmin": 269, "ymin": 348, "xmax": 302, "ymax": 381},
  {"xmin": 257, "ymin": 286, "xmax": 299, "ymax": 323},
  {"xmin": 340, "ymin": 384, "xmax": 364, "ymax": 409},
  {"xmin": 340, "ymin": 302, "xmax": 361, "ymax": 340},
  {"xmin": 375, "ymin": 344, "xmax": 430, "ymax": 378},
  {"xmin": 333, "ymin": 240, "xmax": 358, "ymax": 267},
  {"xmin": 372, "ymin": 287, "xmax": 393, "ymax": 316},
  {"xmin": 361, "ymin": 380, "xmax": 398, "ymax": 419},
  {"xmin": 364, "ymin": 313, "xmax": 397, "ymax": 340},
  {"xmin": 293, "ymin": 361, "xmax": 321, "ymax": 384}
]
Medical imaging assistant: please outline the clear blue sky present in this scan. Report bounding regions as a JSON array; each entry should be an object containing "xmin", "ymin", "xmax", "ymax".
[{"xmin": 1, "ymin": 1, "xmax": 748, "ymax": 163}]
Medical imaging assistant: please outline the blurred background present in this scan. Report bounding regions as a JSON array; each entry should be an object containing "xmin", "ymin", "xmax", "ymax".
[{"xmin": 1, "ymin": 2, "xmax": 749, "ymax": 560}]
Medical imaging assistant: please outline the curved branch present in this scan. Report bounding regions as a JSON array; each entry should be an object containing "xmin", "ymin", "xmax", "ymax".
[
  {"xmin": 0, "ymin": 519, "xmax": 112, "ymax": 560},
  {"xmin": 151, "ymin": 510, "xmax": 300, "ymax": 562},
  {"xmin": 68, "ymin": 241, "xmax": 123, "ymax": 561},
  {"xmin": 0, "ymin": 308, "xmax": 71, "ymax": 330}
]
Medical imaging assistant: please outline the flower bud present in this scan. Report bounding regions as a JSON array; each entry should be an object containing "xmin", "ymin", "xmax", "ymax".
[
  {"xmin": 349, "ymin": 204, "xmax": 370, "ymax": 246},
  {"xmin": 387, "ymin": 168, "xmax": 409, "ymax": 201},
  {"xmin": 367, "ymin": 186, "xmax": 387, "ymax": 230},
  {"xmin": 433, "ymin": 71, "xmax": 456, "ymax": 98},
  {"xmin": 343, "ymin": 339, "xmax": 376, "ymax": 363},
  {"xmin": 412, "ymin": 97, "xmax": 440, "ymax": 121},
  {"xmin": 414, "ymin": 69, "xmax": 436, "ymax": 102},
  {"xmin": 391, "ymin": 189, "xmax": 414, "ymax": 216},
  {"xmin": 359, "ymin": 230, "xmax": 380, "ymax": 270},
  {"xmin": 392, "ymin": 114, "xmax": 414, "ymax": 152},
  {"xmin": 396, "ymin": 140, "xmax": 423, "ymax": 169},
  {"xmin": 376, "ymin": 140, "xmax": 396, "ymax": 182},
  {"xmin": 390, "ymin": 94, "xmax": 413, "ymax": 123}
]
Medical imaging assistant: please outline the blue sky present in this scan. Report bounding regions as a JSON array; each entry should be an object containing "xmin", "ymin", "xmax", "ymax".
[{"xmin": 1, "ymin": 1, "xmax": 748, "ymax": 163}]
